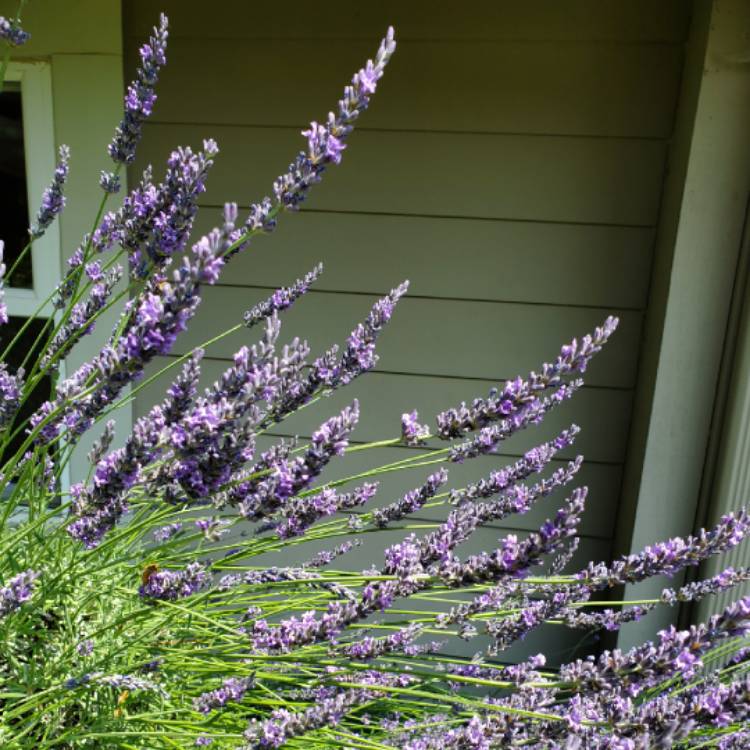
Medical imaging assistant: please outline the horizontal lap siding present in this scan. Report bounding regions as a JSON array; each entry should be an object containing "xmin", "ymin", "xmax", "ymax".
[
  {"xmin": 144, "ymin": 39, "xmax": 683, "ymax": 138},
  {"xmin": 126, "ymin": 1, "xmax": 689, "ymax": 43},
  {"xmin": 138, "ymin": 125, "xmax": 666, "ymax": 225},
  {"xmin": 124, "ymin": 0, "xmax": 689, "ymax": 630},
  {"xmin": 191, "ymin": 212, "xmax": 654, "ymax": 309},
  {"xmin": 173, "ymin": 287, "xmax": 642, "ymax": 387}
]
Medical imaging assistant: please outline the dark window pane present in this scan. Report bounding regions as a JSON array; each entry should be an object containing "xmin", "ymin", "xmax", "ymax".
[
  {"xmin": 0, "ymin": 82, "xmax": 33, "ymax": 289},
  {"xmin": 0, "ymin": 316, "xmax": 50, "ymax": 464}
]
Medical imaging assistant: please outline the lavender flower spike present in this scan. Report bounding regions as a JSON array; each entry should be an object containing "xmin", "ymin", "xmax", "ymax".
[
  {"xmin": 109, "ymin": 13, "xmax": 168, "ymax": 164},
  {"xmin": 273, "ymin": 27, "xmax": 396, "ymax": 211},
  {"xmin": 577, "ymin": 508, "xmax": 750, "ymax": 588},
  {"xmin": 86, "ymin": 420, "xmax": 116, "ymax": 465},
  {"xmin": 0, "ymin": 570, "xmax": 40, "ymax": 618},
  {"xmin": 194, "ymin": 675, "xmax": 255, "ymax": 714},
  {"xmin": 40, "ymin": 266, "xmax": 123, "ymax": 369},
  {"xmin": 401, "ymin": 409, "xmax": 430, "ymax": 445},
  {"xmin": 30, "ymin": 145, "xmax": 70, "ymax": 238},
  {"xmin": 438, "ymin": 486, "xmax": 587, "ymax": 585},
  {"xmin": 325, "ymin": 281, "xmax": 409, "ymax": 387},
  {"xmin": 0, "ymin": 16, "xmax": 30, "ymax": 46},
  {"xmin": 436, "ymin": 316, "xmax": 619, "ymax": 438},
  {"xmin": 139, "ymin": 562, "xmax": 208, "ymax": 601},
  {"xmin": 0, "ymin": 363, "xmax": 22, "ymax": 430},
  {"xmin": 244, "ymin": 263, "xmax": 323, "ymax": 328},
  {"xmin": 243, "ymin": 689, "xmax": 370, "ymax": 749},
  {"xmin": 153, "ymin": 522, "xmax": 183, "ymax": 543},
  {"xmin": 559, "ymin": 596, "xmax": 750, "ymax": 697},
  {"xmin": 373, "ymin": 469, "xmax": 448, "ymax": 527}
]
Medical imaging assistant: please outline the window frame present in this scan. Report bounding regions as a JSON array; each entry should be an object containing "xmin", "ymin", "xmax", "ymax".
[{"xmin": 4, "ymin": 61, "xmax": 61, "ymax": 317}]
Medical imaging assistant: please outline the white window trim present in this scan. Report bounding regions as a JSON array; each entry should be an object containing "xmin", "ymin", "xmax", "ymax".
[
  {"xmin": 3, "ymin": 61, "xmax": 70, "ymax": 501},
  {"xmin": 4, "ymin": 61, "xmax": 60, "ymax": 318}
]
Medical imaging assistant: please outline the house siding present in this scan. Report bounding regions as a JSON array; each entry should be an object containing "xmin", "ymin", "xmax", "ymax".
[{"xmin": 124, "ymin": 1, "xmax": 691, "ymax": 658}]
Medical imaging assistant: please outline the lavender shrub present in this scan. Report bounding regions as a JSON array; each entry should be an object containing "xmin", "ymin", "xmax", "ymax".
[{"xmin": 0, "ymin": 9, "xmax": 748, "ymax": 750}]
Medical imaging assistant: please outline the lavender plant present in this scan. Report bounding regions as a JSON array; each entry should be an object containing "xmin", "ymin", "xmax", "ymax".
[{"xmin": 0, "ymin": 9, "xmax": 749, "ymax": 750}]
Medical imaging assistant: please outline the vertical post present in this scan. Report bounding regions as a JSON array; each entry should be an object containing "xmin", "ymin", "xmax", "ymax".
[{"xmin": 615, "ymin": 0, "xmax": 750, "ymax": 649}]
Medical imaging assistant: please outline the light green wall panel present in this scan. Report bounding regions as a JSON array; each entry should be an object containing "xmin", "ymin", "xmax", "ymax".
[
  {"xmin": 191, "ymin": 211, "xmax": 654, "ymax": 309},
  {"xmin": 144, "ymin": 38, "xmax": 682, "ymax": 138},
  {"xmin": 126, "ymin": 0, "xmax": 689, "ymax": 43},
  {"xmin": 136, "ymin": 124, "xmax": 667, "ymax": 226}
]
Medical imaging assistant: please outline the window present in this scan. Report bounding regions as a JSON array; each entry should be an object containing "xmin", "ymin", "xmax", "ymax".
[
  {"xmin": 1, "ymin": 62, "xmax": 60, "ymax": 483},
  {"xmin": 2, "ymin": 61, "xmax": 60, "ymax": 316}
]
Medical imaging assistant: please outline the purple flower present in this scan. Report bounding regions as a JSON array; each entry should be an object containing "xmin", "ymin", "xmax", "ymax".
[
  {"xmin": 0, "ymin": 15, "xmax": 29, "ymax": 46},
  {"xmin": 37, "ymin": 213, "xmax": 225, "ymax": 449},
  {"xmin": 98, "ymin": 142, "xmax": 220, "ymax": 276},
  {"xmin": 67, "ymin": 405, "xmax": 164, "ymax": 546},
  {"xmin": 450, "ymin": 426, "xmax": 579, "ymax": 504},
  {"xmin": 139, "ymin": 562, "xmax": 208, "ymax": 601},
  {"xmin": 449, "ymin": 386, "xmax": 581, "ymax": 463},
  {"xmin": 560, "ymin": 597, "xmax": 750, "ymax": 699},
  {"xmin": 373, "ymin": 469, "xmax": 448, "ymax": 527},
  {"xmin": 99, "ymin": 170, "xmax": 121, "ymax": 193},
  {"xmin": 30, "ymin": 145, "xmax": 70, "ymax": 239},
  {"xmin": 195, "ymin": 516, "xmax": 230, "ymax": 541},
  {"xmin": 344, "ymin": 623, "xmax": 423, "ymax": 661},
  {"xmin": 0, "ymin": 569, "xmax": 39, "ymax": 617},
  {"xmin": 194, "ymin": 675, "xmax": 255, "ymax": 714},
  {"xmin": 275, "ymin": 482, "xmax": 378, "ymax": 539},
  {"xmin": 109, "ymin": 14, "xmax": 168, "ymax": 164},
  {"xmin": 244, "ymin": 689, "xmax": 371, "ymax": 748},
  {"xmin": 578, "ymin": 509, "xmax": 750, "ymax": 588},
  {"xmin": 401, "ymin": 410, "xmax": 430, "ymax": 445},
  {"xmin": 87, "ymin": 420, "xmax": 116, "ymax": 466},
  {"xmin": 272, "ymin": 28, "xmax": 396, "ymax": 211},
  {"xmin": 420, "ymin": 457, "xmax": 583, "ymax": 572},
  {"xmin": 236, "ymin": 402, "xmax": 360, "ymax": 521},
  {"xmin": 153, "ymin": 522, "xmax": 183, "ymax": 543},
  {"xmin": 438, "ymin": 486, "xmax": 587, "ymax": 586},
  {"xmin": 0, "ymin": 363, "xmax": 22, "ymax": 430},
  {"xmin": 304, "ymin": 540, "xmax": 360, "ymax": 568},
  {"xmin": 320, "ymin": 282, "xmax": 409, "ymax": 388},
  {"xmin": 436, "ymin": 317, "xmax": 618, "ymax": 438},
  {"xmin": 41, "ymin": 267, "xmax": 122, "ymax": 370},
  {"xmin": 243, "ymin": 264, "xmax": 322, "ymax": 328}
]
